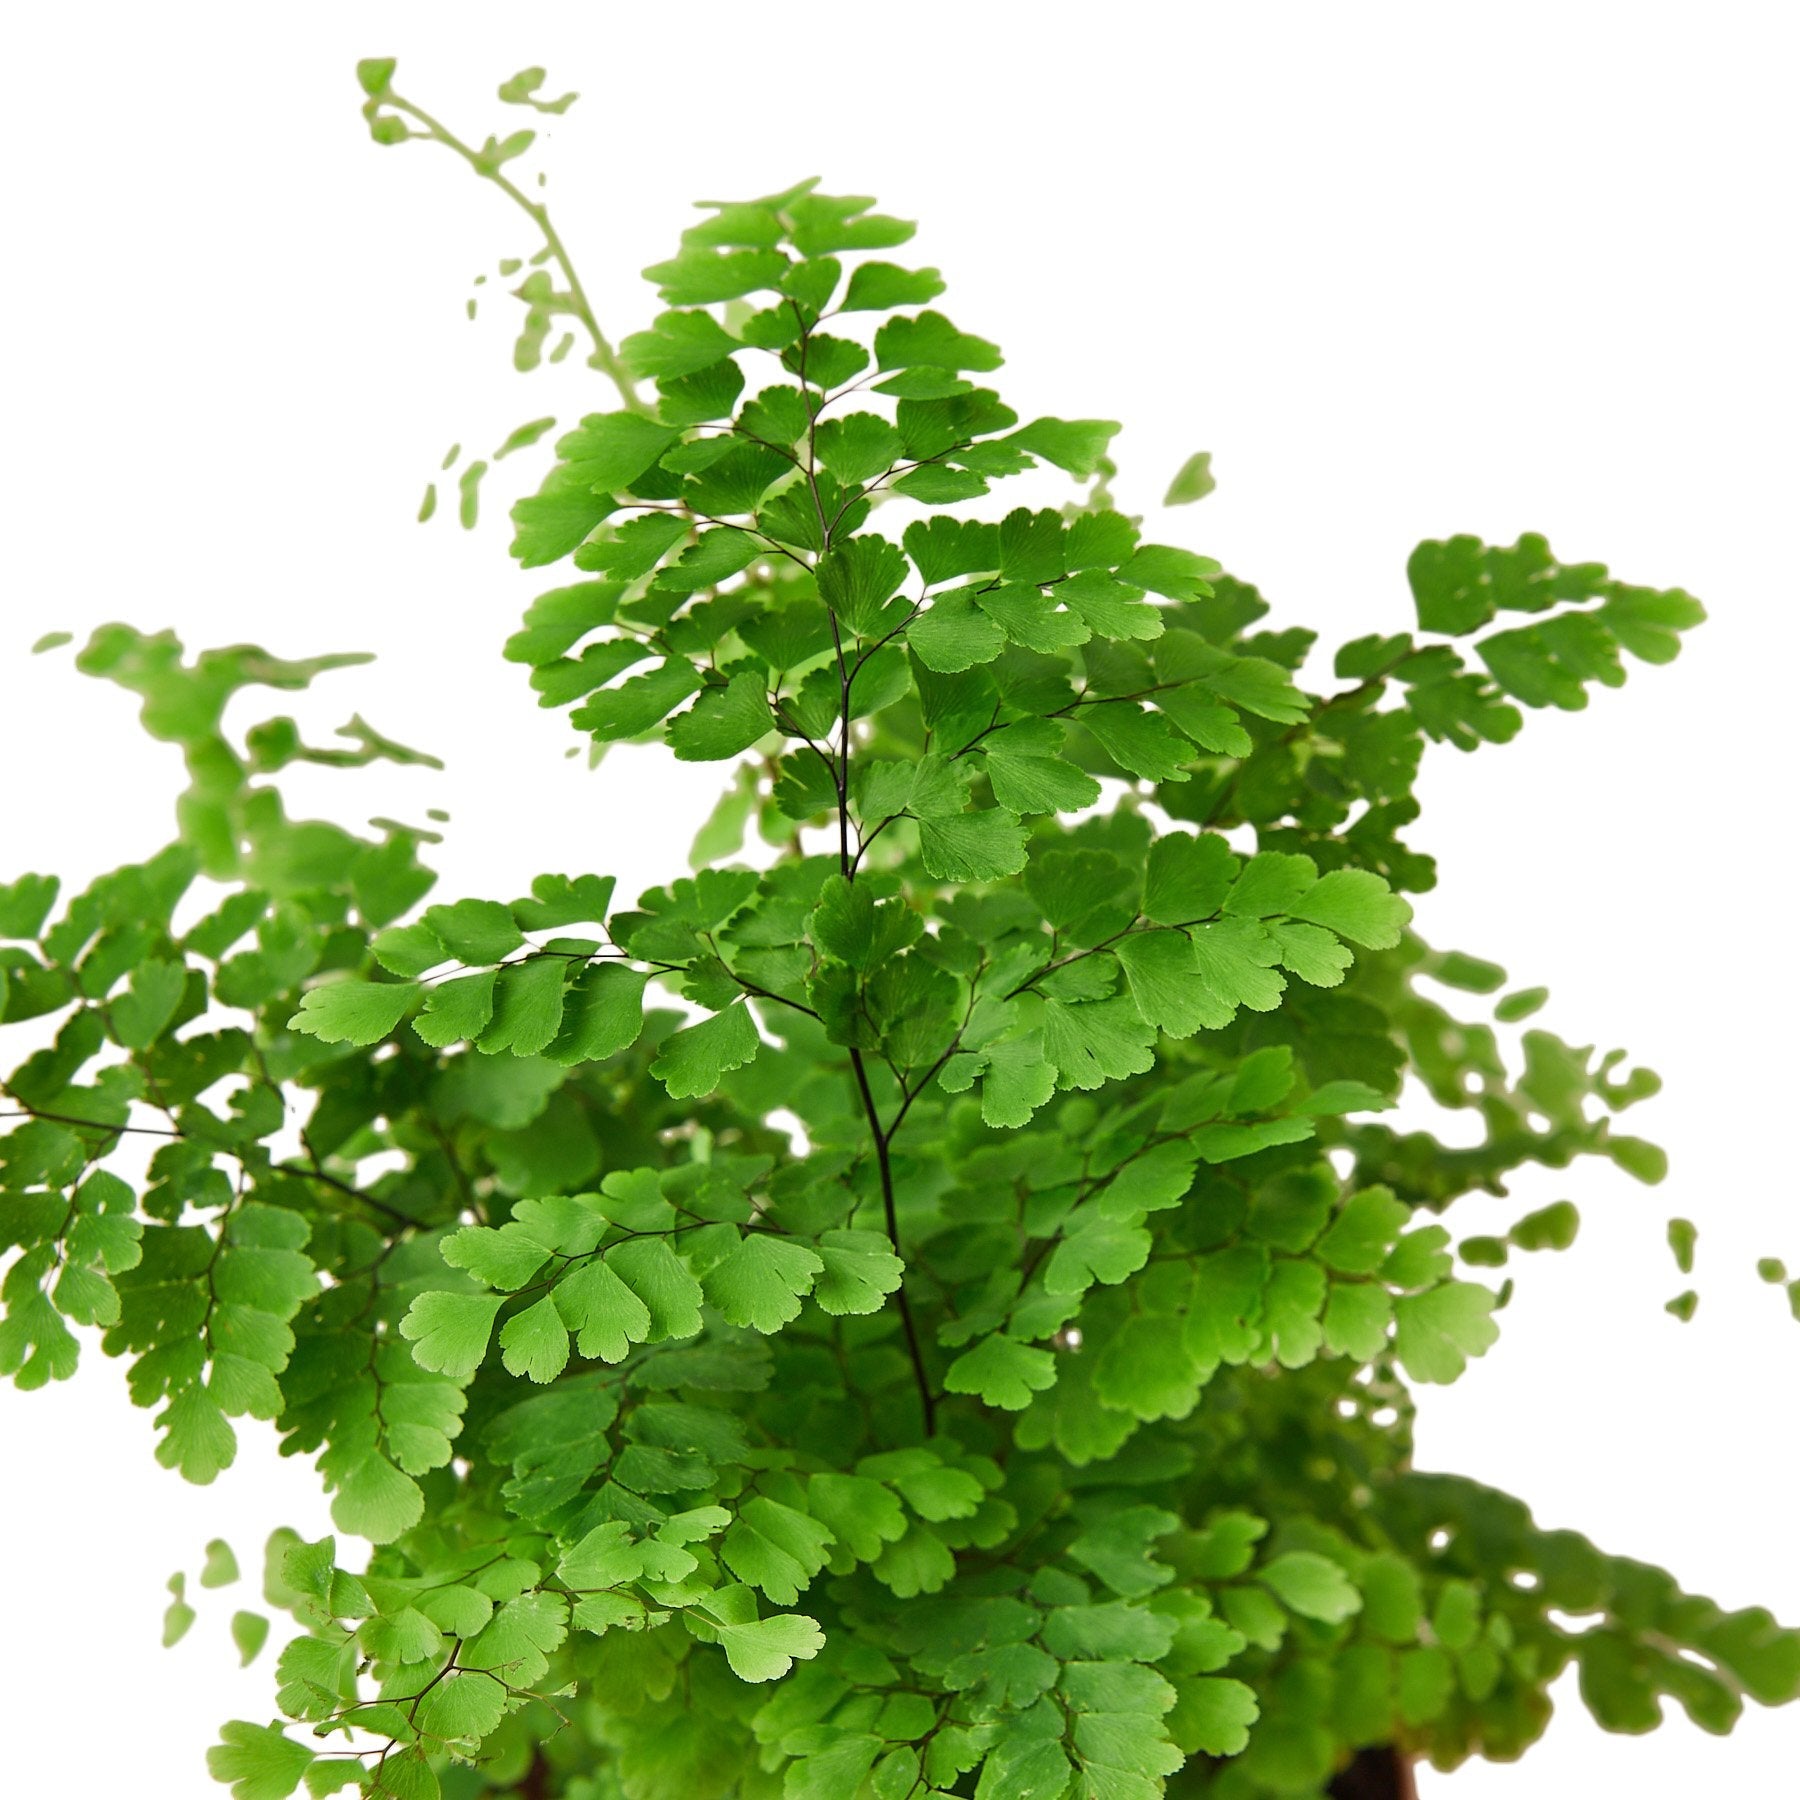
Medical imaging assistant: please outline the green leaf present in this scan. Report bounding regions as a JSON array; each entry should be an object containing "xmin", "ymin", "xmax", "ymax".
[
  {"xmin": 442, "ymin": 1220, "xmax": 557, "ymax": 1292},
  {"xmin": 288, "ymin": 979, "xmax": 417, "ymax": 1046},
  {"xmin": 231, "ymin": 1611, "xmax": 270, "ymax": 1667},
  {"xmin": 370, "ymin": 921, "xmax": 446, "ymax": 977},
  {"xmin": 1116, "ymin": 929, "xmax": 1262, "ymax": 1037},
  {"xmin": 874, "ymin": 310, "xmax": 1002, "ymax": 372},
  {"xmin": 414, "ymin": 1668, "xmax": 509, "ymax": 1741},
  {"xmin": 1602, "ymin": 583, "xmax": 1705, "ymax": 663},
  {"xmin": 621, "ymin": 310, "xmax": 739, "ymax": 380},
  {"xmin": 573, "ymin": 659, "xmax": 706, "ymax": 742},
  {"xmin": 1407, "ymin": 532, "xmax": 1609, "ymax": 636},
  {"xmin": 1668, "ymin": 1215, "xmax": 1697, "ymax": 1274},
  {"xmin": 684, "ymin": 199, "xmax": 786, "ymax": 250},
  {"xmin": 1288, "ymin": 868, "xmax": 1411, "ymax": 949},
  {"xmin": 1609, "ymin": 1135, "xmax": 1668, "ymax": 1184},
  {"xmin": 399, "ymin": 1292, "xmax": 504, "ymax": 1381},
  {"xmin": 703, "ymin": 1233, "xmax": 824, "ymax": 1332},
  {"xmin": 499, "ymin": 1294, "xmax": 571, "ymax": 1384},
  {"xmin": 1024, "ymin": 846, "xmax": 1131, "ymax": 932},
  {"xmin": 713, "ymin": 1611, "xmax": 827, "ymax": 1682},
  {"xmin": 509, "ymin": 580, "xmax": 621, "ymax": 665},
  {"xmin": 1178, "ymin": 1676, "xmax": 1258, "ymax": 1756},
  {"xmin": 1066, "ymin": 1505, "xmax": 1179, "ymax": 1597},
  {"xmin": 423, "ymin": 898, "xmax": 524, "ymax": 964},
  {"xmin": 554, "ymin": 1258, "xmax": 652, "ymax": 1361},
  {"xmin": 817, "ymin": 536, "xmax": 908, "ymax": 636},
  {"xmin": 792, "ymin": 196, "xmax": 916, "ymax": 256},
  {"xmin": 547, "ymin": 964, "xmax": 648, "ymax": 1065},
  {"xmin": 980, "ymin": 1036, "xmax": 1057, "ymax": 1129},
  {"xmin": 1143, "ymin": 831, "xmax": 1237, "ymax": 927},
  {"xmin": 1117, "ymin": 543, "xmax": 1220, "ymax": 602},
  {"xmin": 1496, "ymin": 985, "xmax": 1549, "ymax": 1022},
  {"xmin": 1041, "ymin": 997, "xmax": 1158, "ymax": 1091},
  {"xmin": 201, "ymin": 1538, "xmax": 241, "ymax": 1589},
  {"xmin": 911, "ymin": 593, "xmax": 1007, "ymax": 673},
  {"xmin": 983, "ymin": 722, "xmax": 1100, "ymax": 814},
  {"xmin": 1271, "ymin": 920, "xmax": 1354, "ymax": 988},
  {"xmin": 356, "ymin": 58, "xmax": 397, "ymax": 97},
  {"xmin": 903, "ymin": 517, "xmax": 1000, "ymax": 584},
  {"xmin": 1393, "ymin": 1282, "xmax": 1500, "ymax": 1383},
  {"xmin": 207, "ymin": 1722, "xmax": 315, "ymax": 1800},
  {"xmin": 498, "ymin": 66, "xmax": 577, "ymax": 113},
  {"xmin": 643, "ymin": 247, "xmax": 788, "ymax": 305},
  {"xmin": 841, "ymin": 262, "xmax": 946, "ymax": 312},
  {"xmin": 1487, "ymin": 609, "xmax": 1621, "ymax": 710},
  {"xmin": 812, "ymin": 1229, "xmax": 905, "ymax": 1315},
  {"xmin": 330, "ymin": 1449, "xmax": 424, "ymax": 1543},
  {"xmin": 1357, "ymin": 1553, "xmax": 1423, "ymax": 1645},
  {"xmin": 787, "ymin": 1736, "xmax": 885, "ymax": 1800},
  {"xmin": 164, "ymin": 1575, "xmax": 196, "ymax": 1646},
  {"xmin": 806, "ymin": 1474, "xmax": 906, "ymax": 1560},
  {"xmin": 810, "ymin": 876, "xmax": 921, "ymax": 972},
  {"xmin": 1157, "ymin": 688, "xmax": 1251, "ymax": 756},
  {"xmin": 1044, "ymin": 1216, "xmax": 1152, "ymax": 1295},
  {"xmin": 110, "ymin": 958, "xmax": 187, "ymax": 1049},
  {"xmin": 609, "ymin": 1239, "xmax": 705, "ymax": 1341},
  {"xmin": 722, "ymin": 1497, "xmax": 835, "ymax": 1603},
  {"xmin": 576, "ymin": 514, "xmax": 689, "ymax": 583},
  {"xmin": 494, "ymin": 415, "xmax": 558, "ymax": 460},
  {"xmin": 0, "ymin": 873, "xmax": 58, "ymax": 939},
  {"xmin": 649, "ymin": 999, "xmax": 761, "ymax": 1098},
  {"xmin": 1164, "ymin": 451, "xmax": 1216, "ymax": 506},
  {"xmin": 412, "ymin": 969, "xmax": 497, "ymax": 1048},
  {"xmin": 1322, "ymin": 1283, "xmax": 1394, "ymax": 1360},
  {"xmin": 1397, "ymin": 1644, "xmax": 1456, "ymax": 1726},
  {"xmin": 1082, "ymin": 702, "xmax": 1191, "ymax": 781},
  {"xmin": 786, "ymin": 331, "xmax": 869, "ymax": 388},
  {"xmin": 1186, "ymin": 1511, "xmax": 1268, "ymax": 1580},
  {"xmin": 944, "ymin": 1335, "xmax": 1057, "ymax": 1410},
  {"xmin": 478, "ymin": 958, "xmax": 567, "ymax": 1056},
  {"xmin": 916, "ymin": 809, "xmax": 1030, "ymax": 882},
  {"xmin": 510, "ymin": 464, "xmax": 617, "ymax": 569},
  {"xmin": 781, "ymin": 254, "xmax": 842, "ymax": 310},
  {"xmin": 1315, "ymin": 1187, "xmax": 1409, "ymax": 1274},
  {"xmin": 1062, "ymin": 572, "xmax": 1164, "ymax": 642},
  {"xmin": 974, "ymin": 581, "xmax": 1090, "ymax": 653},
  {"xmin": 1259, "ymin": 1551, "xmax": 1362, "ymax": 1623},
  {"xmin": 668, "ymin": 672, "xmax": 772, "ymax": 761},
  {"xmin": 1009, "ymin": 417, "xmax": 1120, "ymax": 478},
  {"xmin": 656, "ymin": 527, "xmax": 760, "ymax": 589},
  {"xmin": 1511, "ymin": 1200, "xmax": 1580, "ymax": 1253},
  {"xmin": 815, "ymin": 413, "xmax": 904, "ymax": 485},
  {"xmin": 559, "ymin": 1520, "xmax": 652, "ymax": 1590}
]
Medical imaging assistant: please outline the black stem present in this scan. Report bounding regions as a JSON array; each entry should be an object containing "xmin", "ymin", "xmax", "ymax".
[
  {"xmin": 848, "ymin": 1044, "xmax": 937, "ymax": 1439},
  {"xmin": 799, "ymin": 310, "xmax": 938, "ymax": 1440}
]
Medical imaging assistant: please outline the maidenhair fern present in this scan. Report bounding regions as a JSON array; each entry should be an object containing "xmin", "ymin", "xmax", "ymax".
[{"xmin": 0, "ymin": 55, "xmax": 1789, "ymax": 1800}]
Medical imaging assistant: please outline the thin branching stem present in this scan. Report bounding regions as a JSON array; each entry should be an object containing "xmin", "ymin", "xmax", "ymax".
[{"xmin": 382, "ymin": 90, "xmax": 646, "ymax": 414}]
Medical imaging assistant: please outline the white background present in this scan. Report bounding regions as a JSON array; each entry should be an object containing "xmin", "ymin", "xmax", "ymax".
[{"xmin": 1, "ymin": 3, "xmax": 1795, "ymax": 1794}]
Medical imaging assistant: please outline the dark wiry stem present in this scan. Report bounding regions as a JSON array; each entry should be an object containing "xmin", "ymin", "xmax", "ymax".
[
  {"xmin": 848, "ymin": 1044, "xmax": 937, "ymax": 1438},
  {"xmin": 796, "ymin": 312, "xmax": 938, "ymax": 1438}
]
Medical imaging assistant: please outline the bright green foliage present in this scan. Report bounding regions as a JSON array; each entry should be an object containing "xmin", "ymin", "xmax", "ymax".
[
  {"xmin": 1668, "ymin": 1215, "xmax": 1698, "ymax": 1275},
  {"xmin": 231, "ymin": 1609, "xmax": 271, "ymax": 1667},
  {"xmin": 1165, "ymin": 452, "xmax": 1217, "ymax": 508},
  {"xmin": 0, "ymin": 58, "xmax": 1781, "ymax": 1800}
]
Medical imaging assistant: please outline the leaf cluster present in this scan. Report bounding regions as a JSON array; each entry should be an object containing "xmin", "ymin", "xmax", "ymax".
[{"xmin": 0, "ymin": 60, "xmax": 1779, "ymax": 1800}]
